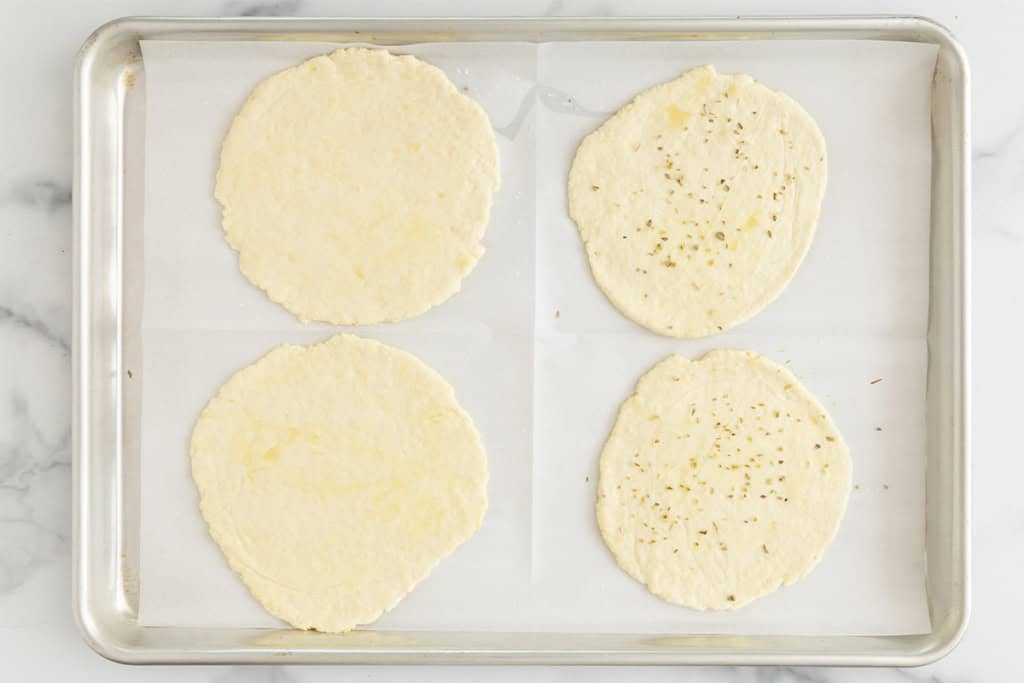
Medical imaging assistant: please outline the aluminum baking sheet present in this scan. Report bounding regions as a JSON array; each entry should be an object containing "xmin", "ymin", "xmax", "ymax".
[{"xmin": 74, "ymin": 17, "xmax": 969, "ymax": 665}]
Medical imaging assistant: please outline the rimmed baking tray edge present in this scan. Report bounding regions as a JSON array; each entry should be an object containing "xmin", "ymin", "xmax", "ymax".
[{"xmin": 72, "ymin": 15, "xmax": 970, "ymax": 666}]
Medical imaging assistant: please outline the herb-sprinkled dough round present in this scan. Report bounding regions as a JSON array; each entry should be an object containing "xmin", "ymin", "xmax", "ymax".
[
  {"xmin": 568, "ymin": 65, "xmax": 826, "ymax": 337},
  {"xmin": 215, "ymin": 48, "xmax": 500, "ymax": 324},
  {"xmin": 596, "ymin": 350, "xmax": 850, "ymax": 610},
  {"xmin": 190, "ymin": 334, "xmax": 488, "ymax": 632}
]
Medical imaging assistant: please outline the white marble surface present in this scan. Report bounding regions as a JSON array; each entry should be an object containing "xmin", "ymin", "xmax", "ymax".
[{"xmin": 0, "ymin": 0, "xmax": 1015, "ymax": 679}]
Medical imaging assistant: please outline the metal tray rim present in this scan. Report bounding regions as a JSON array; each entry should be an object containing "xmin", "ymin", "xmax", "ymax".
[{"xmin": 72, "ymin": 14, "xmax": 970, "ymax": 666}]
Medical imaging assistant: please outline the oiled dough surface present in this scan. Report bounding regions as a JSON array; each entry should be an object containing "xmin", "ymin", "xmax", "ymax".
[
  {"xmin": 190, "ymin": 334, "xmax": 488, "ymax": 632},
  {"xmin": 596, "ymin": 350, "xmax": 850, "ymax": 610},
  {"xmin": 215, "ymin": 48, "xmax": 500, "ymax": 324},
  {"xmin": 569, "ymin": 65, "xmax": 827, "ymax": 337}
]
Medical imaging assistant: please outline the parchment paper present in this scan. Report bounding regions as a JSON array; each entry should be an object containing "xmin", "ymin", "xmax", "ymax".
[{"xmin": 138, "ymin": 38, "xmax": 936, "ymax": 635}]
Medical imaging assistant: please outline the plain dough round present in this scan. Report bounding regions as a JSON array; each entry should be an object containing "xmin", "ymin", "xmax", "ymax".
[
  {"xmin": 596, "ymin": 350, "xmax": 851, "ymax": 610},
  {"xmin": 190, "ymin": 334, "xmax": 488, "ymax": 632},
  {"xmin": 568, "ymin": 65, "xmax": 827, "ymax": 338},
  {"xmin": 215, "ymin": 48, "xmax": 500, "ymax": 324}
]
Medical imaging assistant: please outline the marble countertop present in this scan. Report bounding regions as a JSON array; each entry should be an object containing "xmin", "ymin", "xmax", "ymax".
[{"xmin": 1, "ymin": 0, "xmax": 1015, "ymax": 679}]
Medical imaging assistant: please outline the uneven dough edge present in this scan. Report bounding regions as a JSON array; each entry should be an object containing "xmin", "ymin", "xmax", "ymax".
[
  {"xmin": 214, "ymin": 48, "xmax": 501, "ymax": 325},
  {"xmin": 595, "ymin": 349, "xmax": 851, "ymax": 610},
  {"xmin": 190, "ymin": 333, "xmax": 488, "ymax": 632},
  {"xmin": 568, "ymin": 65, "xmax": 828, "ymax": 338}
]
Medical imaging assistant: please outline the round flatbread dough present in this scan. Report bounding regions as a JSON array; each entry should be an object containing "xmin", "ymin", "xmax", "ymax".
[
  {"xmin": 190, "ymin": 334, "xmax": 488, "ymax": 632},
  {"xmin": 568, "ymin": 65, "xmax": 827, "ymax": 338},
  {"xmin": 596, "ymin": 350, "xmax": 851, "ymax": 610},
  {"xmin": 215, "ymin": 48, "xmax": 500, "ymax": 324}
]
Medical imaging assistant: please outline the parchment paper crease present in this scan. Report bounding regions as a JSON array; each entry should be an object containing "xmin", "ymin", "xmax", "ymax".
[{"xmin": 138, "ymin": 38, "xmax": 936, "ymax": 635}]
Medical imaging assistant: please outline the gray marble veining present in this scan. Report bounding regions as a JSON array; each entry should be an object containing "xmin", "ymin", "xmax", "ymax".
[
  {"xmin": 0, "ymin": 173, "xmax": 73, "ymax": 601},
  {"xmin": 973, "ymin": 123, "xmax": 1024, "ymax": 241},
  {"xmin": 0, "ymin": 306, "xmax": 70, "ymax": 353},
  {"xmin": 226, "ymin": 0, "xmax": 303, "ymax": 17},
  {"xmin": 5, "ymin": 180, "xmax": 72, "ymax": 214}
]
